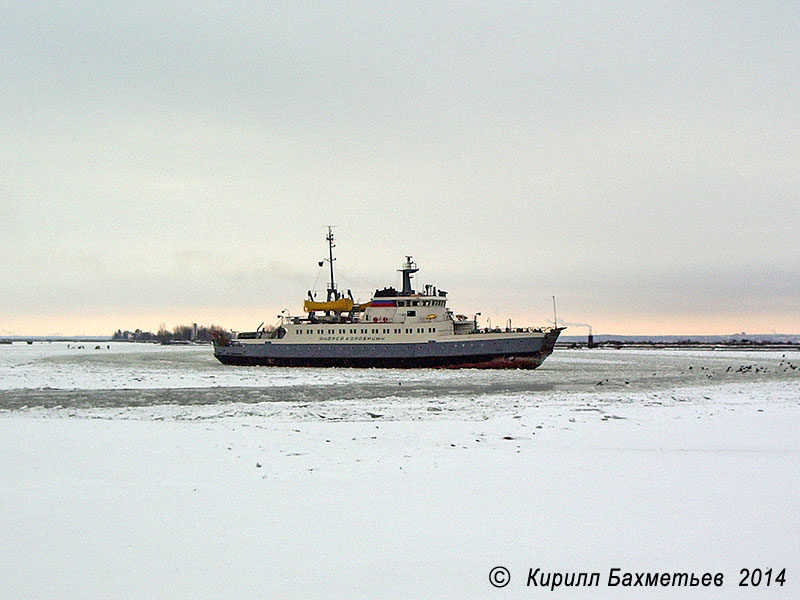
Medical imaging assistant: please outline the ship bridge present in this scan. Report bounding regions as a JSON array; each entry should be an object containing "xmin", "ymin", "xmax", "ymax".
[
  {"xmin": 361, "ymin": 257, "xmax": 450, "ymax": 325},
  {"xmin": 363, "ymin": 291, "xmax": 449, "ymax": 325}
]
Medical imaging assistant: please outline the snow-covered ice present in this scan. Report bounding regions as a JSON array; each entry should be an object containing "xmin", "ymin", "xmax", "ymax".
[{"xmin": 1, "ymin": 343, "xmax": 798, "ymax": 598}]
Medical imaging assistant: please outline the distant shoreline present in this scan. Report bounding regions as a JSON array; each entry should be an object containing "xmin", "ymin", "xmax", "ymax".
[
  {"xmin": 0, "ymin": 337, "xmax": 211, "ymax": 345},
  {"xmin": 558, "ymin": 332, "xmax": 800, "ymax": 349},
  {"xmin": 557, "ymin": 340, "xmax": 800, "ymax": 351}
]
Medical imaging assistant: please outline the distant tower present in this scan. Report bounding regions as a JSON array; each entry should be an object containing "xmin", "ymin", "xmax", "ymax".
[{"xmin": 192, "ymin": 323, "xmax": 198, "ymax": 341}]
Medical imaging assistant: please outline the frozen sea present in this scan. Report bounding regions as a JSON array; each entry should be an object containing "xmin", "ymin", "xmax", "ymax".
[
  {"xmin": 1, "ymin": 342, "xmax": 798, "ymax": 598},
  {"xmin": 2, "ymin": 341, "xmax": 798, "ymax": 416}
]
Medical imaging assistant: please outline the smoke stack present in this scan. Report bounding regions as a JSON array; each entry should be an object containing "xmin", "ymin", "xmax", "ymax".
[{"xmin": 587, "ymin": 325, "xmax": 595, "ymax": 348}]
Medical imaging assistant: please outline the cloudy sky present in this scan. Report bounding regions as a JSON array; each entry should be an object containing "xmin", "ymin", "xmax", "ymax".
[{"xmin": 2, "ymin": 2, "xmax": 798, "ymax": 335}]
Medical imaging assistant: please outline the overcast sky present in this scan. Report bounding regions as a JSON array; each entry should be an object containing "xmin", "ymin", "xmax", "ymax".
[{"xmin": 2, "ymin": 2, "xmax": 798, "ymax": 335}]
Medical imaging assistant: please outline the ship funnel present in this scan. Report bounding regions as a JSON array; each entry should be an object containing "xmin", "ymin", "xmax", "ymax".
[{"xmin": 399, "ymin": 256, "xmax": 419, "ymax": 296}]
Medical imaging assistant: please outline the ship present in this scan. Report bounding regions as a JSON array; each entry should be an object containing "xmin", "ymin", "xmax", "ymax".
[{"xmin": 213, "ymin": 228, "xmax": 563, "ymax": 369}]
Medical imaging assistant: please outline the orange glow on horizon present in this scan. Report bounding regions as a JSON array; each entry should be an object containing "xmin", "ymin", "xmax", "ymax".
[{"xmin": 3, "ymin": 307, "xmax": 798, "ymax": 338}]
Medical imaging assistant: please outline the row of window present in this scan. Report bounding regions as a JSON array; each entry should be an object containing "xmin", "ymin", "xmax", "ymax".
[
  {"xmin": 295, "ymin": 327, "xmax": 438, "ymax": 335},
  {"xmin": 396, "ymin": 299, "xmax": 445, "ymax": 307}
]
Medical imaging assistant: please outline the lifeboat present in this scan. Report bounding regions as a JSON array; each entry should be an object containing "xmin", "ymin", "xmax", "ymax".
[{"xmin": 303, "ymin": 298, "xmax": 354, "ymax": 313}]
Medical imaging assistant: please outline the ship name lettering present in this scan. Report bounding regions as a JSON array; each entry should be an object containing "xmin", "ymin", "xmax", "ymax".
[{"xmin": 317, "ymin": 336, "xmax": 386, "ymax": 342}]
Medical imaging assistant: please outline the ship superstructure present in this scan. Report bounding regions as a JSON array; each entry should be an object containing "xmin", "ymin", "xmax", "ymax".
[{"xmin": 213, "ymin": 228, "xmax": 562, "ymax": 368}]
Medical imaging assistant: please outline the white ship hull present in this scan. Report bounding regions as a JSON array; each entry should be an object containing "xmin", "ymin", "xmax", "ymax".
[{"xmin": 214, "ymin": 327, "xmax": 562, "ymax": 369}]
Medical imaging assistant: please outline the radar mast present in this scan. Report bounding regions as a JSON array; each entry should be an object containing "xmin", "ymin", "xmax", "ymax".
[{"xmin": 325, "ymin": 226, "xmax": 339, "ymax": 302}]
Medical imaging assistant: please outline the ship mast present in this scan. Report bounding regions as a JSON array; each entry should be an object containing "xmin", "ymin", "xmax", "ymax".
[{"xmin": 326, "ymin": 226, "xmax": 339, "ymax": 302}]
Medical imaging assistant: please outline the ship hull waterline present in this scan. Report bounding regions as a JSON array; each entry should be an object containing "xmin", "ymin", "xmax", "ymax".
[{"xmin": 214, "ymin": 351, "xmax": 548, "ymax": 369}]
